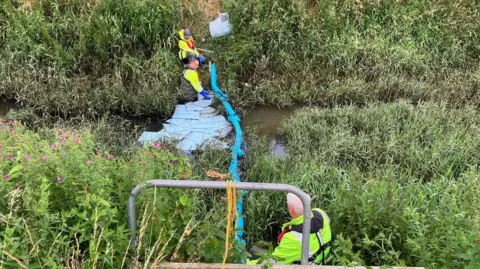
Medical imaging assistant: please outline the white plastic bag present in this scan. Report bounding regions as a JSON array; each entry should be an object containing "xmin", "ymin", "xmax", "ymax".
[{"xmin": 209, "ymin": 13, "xmax": 232, "ymax": 38}]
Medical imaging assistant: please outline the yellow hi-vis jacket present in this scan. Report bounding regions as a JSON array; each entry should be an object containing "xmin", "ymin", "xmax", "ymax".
[
  {"xmin": 247, "ymin": 209, "xmax": 333, "ymax": 265},
  {"xmin": 178, "ymin": 29, "xmax": 199, "ymax": 60},
  {"xmin": 181, "ymin": 68, "xmax": 203, "ymax": 101}
]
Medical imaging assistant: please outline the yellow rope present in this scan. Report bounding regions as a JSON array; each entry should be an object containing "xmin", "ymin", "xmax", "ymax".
[{"xmin": 222, "ymin": 180, "xmax": 237, "ymax": 269}]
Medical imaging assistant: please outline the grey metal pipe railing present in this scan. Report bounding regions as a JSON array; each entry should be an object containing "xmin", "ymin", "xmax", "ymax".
[{"xmin": 128, "ymin": 180, "xmax": 312, "ymax": 265}]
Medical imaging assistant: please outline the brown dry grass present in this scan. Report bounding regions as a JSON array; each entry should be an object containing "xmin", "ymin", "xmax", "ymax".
[
  {"xmin": 17, "ymin": 0, "xmax": 38, "ymax": 11},
  {"xmin": 197, "ymin": 0, "xmax": 221, "ymax": 20}
]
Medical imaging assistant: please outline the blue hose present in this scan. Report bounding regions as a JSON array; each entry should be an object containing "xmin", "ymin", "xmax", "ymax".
[{"xmin": 210, "ymin": 64, "xmax": 247, "ymax": 257}]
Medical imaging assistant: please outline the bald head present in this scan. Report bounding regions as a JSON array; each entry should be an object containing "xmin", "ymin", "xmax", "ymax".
[
  {"xmin": 187, "ymin": 58, "xmax": 200, "ymax": 70},
  {"xmin": 287, "ymin": 193, "xmax": 311, "ymax": 219}
]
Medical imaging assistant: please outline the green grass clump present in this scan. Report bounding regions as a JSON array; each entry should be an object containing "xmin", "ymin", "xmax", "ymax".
[{"xmin": 279, "ymin": 101, "xmax": 480, "ymax": 180}]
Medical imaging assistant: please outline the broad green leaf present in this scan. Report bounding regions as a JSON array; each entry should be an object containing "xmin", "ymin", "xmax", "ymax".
[{"xmin": 8, "ymin": 165, "xmax": 23, "ymax": 176}]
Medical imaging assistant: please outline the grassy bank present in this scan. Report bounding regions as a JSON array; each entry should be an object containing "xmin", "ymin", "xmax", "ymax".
[
  {"xmin": 213, "ymin": 0, "xmax": 480, "ymax": 108},
  {"xmin": 279, "ymin": 101, "xmax": 480, "ymax": 179},
  {"xmin": 242, "ymin": 102, "xmax": 480, "ymax": 268},
  {"xmin": 1, "ymin": 0, "xmax": 480, "ymax": 116}
]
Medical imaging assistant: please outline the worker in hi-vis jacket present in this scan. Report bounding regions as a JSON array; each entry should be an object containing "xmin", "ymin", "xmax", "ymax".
[
  {"xmin": 181, "ymin": 58, "xmax": 211, "ymax": 102},
  {"xmin": 178, "ymin": 28, "xmax": 206, "ymax": 65},
  {"xmin": 247, "ymin": 193, "xmax": 333, "ymax": 265}
]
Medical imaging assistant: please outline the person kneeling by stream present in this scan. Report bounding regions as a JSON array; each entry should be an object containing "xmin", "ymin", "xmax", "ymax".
[
  {"xmin": 247, "ymin": 193, "xmax": 333, "ymax": 265},
  {"xmin": 181, "ymin": 57, "xmax": 212, "ymax": 102}
]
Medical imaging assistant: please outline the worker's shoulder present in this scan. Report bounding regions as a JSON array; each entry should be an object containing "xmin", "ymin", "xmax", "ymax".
[
  {"xmin": 282, "ymin": 230, "xmax": 303, "ymax": 242},
  {"xmin": 312, "ymin": 208, "xmax": 328, "ymax": 214},
  {"xmin": 183, "ymin": 69, "xmax": 197, "ymax": 75}
]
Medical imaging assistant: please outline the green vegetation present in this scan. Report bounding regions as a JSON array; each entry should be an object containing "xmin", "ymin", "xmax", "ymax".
[
  {"xmin": 1, "ymin": 0, "xmax": 480, "ymax": 268},
  {"xmin": 280, "ymin": 102, "xmax": 480, "ymax": 179},
  {"xmin": 244, "ymin": 102, "xmax": 480, "ymax": 268},
  {"xmin": 0, "ymin": 121, "xmax": 236, "ymax": 268},
  {"xmin": 2, "ymin": 0, "xmax": 480, "ymax": 116},
  {"xmin": 1, "ymin": 0, "xmax": 181, "ymax": 118},
  {"xmin": 214, "ymin": 0, "xmax": 480, "ymax": 108}
]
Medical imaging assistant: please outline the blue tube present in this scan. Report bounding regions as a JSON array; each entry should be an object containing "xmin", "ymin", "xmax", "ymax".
[{"xmin": 210, "ymin": 64, "xmax": 247, "ymax": 257}]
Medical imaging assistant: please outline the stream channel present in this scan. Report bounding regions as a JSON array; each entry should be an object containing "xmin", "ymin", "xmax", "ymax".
[{"xmin": 0, "ymin": 100, "xmax": 298, "ymax": 156}]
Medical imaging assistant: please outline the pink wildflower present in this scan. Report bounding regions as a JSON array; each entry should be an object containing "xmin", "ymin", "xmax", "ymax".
[
  {"xmin": 74, "ymin": 137, "xmax": 80, "ymax": 143},
  {"xmin": 72, "ymin": 130, "xmax": 77, "ymax": 135},
  {"xmin": 65, "ymin": 136, "xmax": 69, "ymax": 140},
  {"xmin": 25, "ymin": 155, "xmax": 32, "ymax": 161},
  {"xmin": 52, "ymin": 144, "xmax": 57, "ymax": 149},
  {"xmin": 142, "ymin": 162, "xmax": 147, "ymax": 167},
  {"xmin": 97, "ymin": 149, "xmax": 101, "ymax": 155},
  {"xmin": 7, "ymin": 120, "xmax": 13, "ymax": 125},
  {"xmin": 168, "ymin": 159, "xmax": 171, "ymax": 165},
  {"xmin": 8, "ymin": 154, "xmax": 13, "ymax": 159},
  {"xmin": 41, "ymin": 155, "xmax": 47, "ymax": 162},
  {"xmin": 4, "ymin": 175, "xmax": 9, "ymax": 180},
  {"xmin": 154, "ymin": 143, "xmax": 161, "ymax": 148},
  {"xmin": 0, "ymin": 118, "xmax": 4, "ymax": 122},
  {"xmin": 106, "ymin": 155, "xmax": 111, "ymax": 160},
  {"xmin": 86, "ymin": 160, "xmax": 91, "ymax": 165},
  {"xmin": 57, "ymin": 177, "xmax": 62, "ymax": 183},
  {"xmin": 60, "ymin": 137, "xmax": 65, "ymax": 142}
]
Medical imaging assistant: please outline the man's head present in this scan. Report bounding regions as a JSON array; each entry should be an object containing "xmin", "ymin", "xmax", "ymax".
[
  {"xmin": 186, "ymin": 57, "xmax": 200, "ymax": 70},
  {"xmin": 184, "ymin": 28, "xmax": 192, "ymax": 39},
  {"xmin": 287, "ymin": 193, "xmax": 311, "ymax": 219}
]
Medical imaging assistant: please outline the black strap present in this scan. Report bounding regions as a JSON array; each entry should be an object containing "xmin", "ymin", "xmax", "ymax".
[
  {"xmin": 309, "ymin": 233, "xmax": 334, "ymax": 265},
  {"xmin": 292, "ymin": 235, "xmax": 334, "ymax": 265}
]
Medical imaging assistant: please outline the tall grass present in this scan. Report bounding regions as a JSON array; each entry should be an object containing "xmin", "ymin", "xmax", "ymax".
[
  {"xmin": 242, "ymin": 102, "xmax": 480, "ymax": 268},
  {"xmin": 209, "ymin": 0, "xmax": 480, "ymax": 108},
  {"xmin": 279, "ymin": 101, "xmax": 480, "ymax": 179},
  {"xmin": 1, "ymin": 0, "xmax": 181, "ymax": 117},
  {"xmin": 2, "ymin": 0, "xmax": 480, "ymax": 115}
]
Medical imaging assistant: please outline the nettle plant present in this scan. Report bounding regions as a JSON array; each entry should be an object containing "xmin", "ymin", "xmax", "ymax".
[{"xmin": 0, "ymin": 119, "xmax": 206, "ymax": 268}]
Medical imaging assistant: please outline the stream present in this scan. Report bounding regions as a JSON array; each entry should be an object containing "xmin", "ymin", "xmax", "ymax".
[
  {"xmin": 0, "ymin": 100, "xmax": 16, "ymax": 116},
  {"xmin": 240, "ymin": 106, "xmax": 299, "ymax": 157},
  {"xmin": 1, "ymin": 100, "xmax": 298, "ymax": 156}
]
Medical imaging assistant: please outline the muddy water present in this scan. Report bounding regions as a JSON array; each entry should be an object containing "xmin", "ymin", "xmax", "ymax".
[
  {"xmin": 127, "ymin": 115, "xmax": 164, "ymax": 132},
  {"xmin": 0, "ymin": 100, "xmax": 16, "ymax": 116},
  {"xmin": 241, "ymin": 106, "xmax": 299, "ymax": 157},
  {"xmin": 0, "ymin": 98, "xmax": 298, "ymax": 157}
]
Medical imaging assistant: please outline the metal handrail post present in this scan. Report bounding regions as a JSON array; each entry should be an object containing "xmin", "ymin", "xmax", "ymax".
[{"xmin": 128, "ymin": 180, "xmax": 312, "ymax": 265}]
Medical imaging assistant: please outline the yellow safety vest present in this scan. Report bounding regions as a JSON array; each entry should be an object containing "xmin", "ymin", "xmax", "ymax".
[
  {"xmin": 182, "ymin": 69, "xmax": 203, "ymax": 93},
  {"xmin": 178, "ymin": 29, "xmax": 200, "ymax": 60}
]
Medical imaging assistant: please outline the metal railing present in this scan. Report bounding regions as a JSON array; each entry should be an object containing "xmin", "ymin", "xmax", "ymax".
[{"xmin": 127, "ymin": 180, "xmax": 312, "ymax": 265}]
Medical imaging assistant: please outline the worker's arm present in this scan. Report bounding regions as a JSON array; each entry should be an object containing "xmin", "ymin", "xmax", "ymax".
[
  {"xmin": 271, "ymin": 233, "xmax": 302, "ymax": 265},
  {"xmin": 179, "ymin": 41, "xmax": 200, "ymax": 56},
  {"xmin": 184, "ymin": 70, "xmax": 203, "ymax": 93},
  {"xmin": 247, "ymin": 234, "xmax": 299, "ymax": 265}
]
